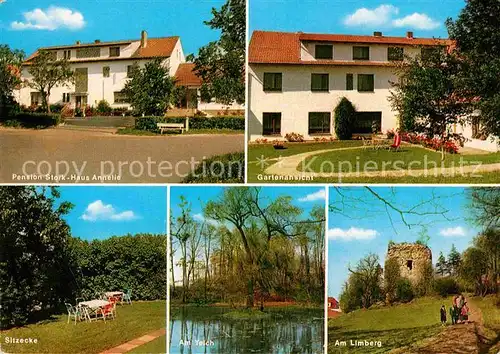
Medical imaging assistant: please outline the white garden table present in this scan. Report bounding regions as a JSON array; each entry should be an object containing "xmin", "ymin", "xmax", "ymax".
[
  {"xmin": 78, "ymin": 299, "xmax": 110, "ymax": 321},
  {"xmin": 78, "ymin": 299, "xmax": 110, "ymax": 309},
  {"xmin": 105, "ymin": 291, "xmax": 124, "ymax": 298}
]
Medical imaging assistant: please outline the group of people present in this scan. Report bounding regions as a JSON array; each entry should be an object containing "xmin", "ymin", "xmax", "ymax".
[{"xmin": 440, "ymin": 294, "xmax": 470, "ymax": 326}]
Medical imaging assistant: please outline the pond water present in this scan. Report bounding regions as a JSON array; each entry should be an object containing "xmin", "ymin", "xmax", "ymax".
[{"xmin": 169, "ymin": 306, "xmax": 324, "ymax": 354}]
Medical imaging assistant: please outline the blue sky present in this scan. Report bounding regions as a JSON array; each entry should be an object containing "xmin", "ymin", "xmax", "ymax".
[
  {"xmin": 328, "ymin": 187, "xmax": 480, "ymax": 299},
  {"xmin": 0, "ymin": 0, "xmax": 224, "ymax": 57},
  {"xmin": 170, "ymin": 186, "xmax": 326, "ymax": 222},
  {"xmin": 53, "ymin": 186, "xmax": 167, "ymax": 240},
  {"xmin": 250, "ymin": 0, "xmax": 464, "ymax": 38}
]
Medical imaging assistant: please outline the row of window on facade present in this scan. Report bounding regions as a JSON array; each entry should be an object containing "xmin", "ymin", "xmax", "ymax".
[
  {"xmin": 262, "ymin": 111, "xmax": 382, "ymax": 135},
  {"xmin": 313, "ymin": 44, "xmax": 439, "ymax": 61},
  {"xmin": 30, "ymin": 91, "xmax": 129, "ymax": 106},
  {"xmin": 263, "ymin": 72, "xmax": 375, "ymax": 92},
  {"xmin": 57, "ymin": 46, "xmax": 122, "ymax": 60}
]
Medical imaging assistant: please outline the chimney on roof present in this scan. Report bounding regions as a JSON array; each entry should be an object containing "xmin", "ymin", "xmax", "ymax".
[
  {"xmin": 141, "ymin": 30, "xmax": 148, "ymax": 48},
  {"xmin": 76, "ymin": 40, "xmax": 81, "ymax": 45},
  {"xmin": 374, "ymin": 31, "xmax": 383, "ymax": 37},
  {"xmin": 406, "ymin": 31, "xmax": 414, "ymax": 39},
  {"xmin": 95, "ymin": 39, "xmax": 101, "ymax": 44}
]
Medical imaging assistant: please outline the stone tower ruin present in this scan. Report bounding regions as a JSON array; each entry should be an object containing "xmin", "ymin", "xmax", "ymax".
[{"xmin": 386, "ymin": 243, "xmax": 432, "ymax": 285}]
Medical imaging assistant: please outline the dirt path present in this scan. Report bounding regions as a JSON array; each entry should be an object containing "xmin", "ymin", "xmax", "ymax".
[{"xmin": 391, "ymin": 302, "xmax": 487, "ymax": 354}]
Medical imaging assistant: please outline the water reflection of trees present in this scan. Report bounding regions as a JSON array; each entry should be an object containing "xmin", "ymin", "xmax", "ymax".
[{"xmin": 169, "ymin": 309, "xmax": 324, "ymax": 354}]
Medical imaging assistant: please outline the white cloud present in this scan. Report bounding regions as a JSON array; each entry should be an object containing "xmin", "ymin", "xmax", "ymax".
[
  {"xmin": 298, "ymin": 189, "xmax": 326, "ymax": 202},
  {"xmin": 193, "ymin": 213, "xmax": 219, "ymax": 226},
  {"xmin": 328, "ymin": 227, "xmax": 378, "ymax": 240},
  {"xmin": 344, "ymin": 4, "xmax": 439, "ymax": 31},
  {"xmin": 81, "ymin": 200, "xmax": 137, "ymax": 222},
  {"xmin": 11, "ymin": 6, "xmax": 85, "ymax": 31},
  {"xmin": 344, "ymin": 5, "xmax": 399, "ymax": 27},
  {"xmin": 0, "ymin": 0, "xmax": 6, "ymax": 5},
  {"xmin": 439, "ymin": 226, "xmax": 467, "ymax": 237},
  {"xmin": 392, "ymin": 13, "xmax": 440, "ymax": 30}
]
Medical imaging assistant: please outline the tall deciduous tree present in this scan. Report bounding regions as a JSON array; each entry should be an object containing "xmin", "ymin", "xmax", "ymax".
[
  {"xmin": 170, "ymin": 196, "xmax": 194, "ymax": 303},
  {"xmin": 473, "ymin": 228, "xmax": 499, "ymax": 294},
  {"xmin": 0, "ymin": 45, "xmax": 25, "ymax": 117},
  {"xmin": 460, "ymin": 247, "xmax": 489, "ymax": 296},
  {"xmin": 204, "ymin": 187, "xmax": 324, "ymax": 308},
  {"xmin": 389, "ymin": 49, "xmax": 469, "ymax": 160},
  {"xmin": 469, "ymin": 187, "xmax": 500, "ymax": 228},
  {"xmin": 27, "ymin": 50, "xmax": 74, "ymax": 113},
  {"xmin": 0, "ymin": 186, "xmax": 74, "ymax": 328},
  {"xmin": 347, "ymin": 253, "xmax": 383, "ymax": 309},
  {"xmin": 446, "ymin": 0, "xmax": 500, "ymax": 138},
  {"xmin": 384, "ymin": 257, "xmax": 401, "ymax": 304},
  {"xmin": 191, "ymin": 0, "xmax": 245, "ymax": 105},
  {"xmin": 123, "ymin": 59, "xmax": 176, "ymax": 116}
]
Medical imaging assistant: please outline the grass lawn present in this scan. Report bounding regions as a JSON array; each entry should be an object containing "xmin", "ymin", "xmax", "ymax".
[
  {"xmin": 248, "ymin": 141, "xmax": 500, "ymax": 183},
  {"xmin": 129, "ymin": 335, "xmax": 166, "ymax": 354},
  {"xmin": 117, "ymin": 128, "xmax": 244, "ymax": 136},
  {"xmin": 328, "ymin": 297, "xmax": 448, "ymax": 353},
  {"xmin": 0, "ymin": 301, "xmax": 165, "ymax": 354}
]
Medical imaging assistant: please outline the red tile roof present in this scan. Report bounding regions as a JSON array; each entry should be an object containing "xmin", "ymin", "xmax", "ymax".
[
  {"xmin": 132, "ymin": 36, "xmax": 179, "ymax": 59},
  {"xmin": 23, "ymin": 36, "xmax": 179, "ymax": 65},
  {"xmin": 174, "ymin": 63, "xmax": 202, "ymax": 87},
  {"xmin": 298, "ymin": 32, "xmax": 451, "ymax": 46},
  {"xmin": 249, "ymin": 31, "xmax": 301, "ymax": 64},
  {"xmin": 249, "ymin": 30, "xmax": 453, "ymax": 65}
]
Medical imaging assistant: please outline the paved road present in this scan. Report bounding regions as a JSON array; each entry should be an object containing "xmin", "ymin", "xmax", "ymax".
[{"xmin": 0, "ymin": 128, "xmax": 244, "ymax": 183}]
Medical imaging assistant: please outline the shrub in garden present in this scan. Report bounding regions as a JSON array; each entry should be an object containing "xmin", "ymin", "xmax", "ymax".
[
  {"xmin": 49, "ymin": 104, "xmax": 64, "ymax": 113},
  {"xmin": 183, "ymin": 152, "xmax": 244, "ymax": 183},
  {"xmin": 334, "ymin": 97, "xmax": 356, "ymax": 140},
  {"xmin": 96, "ymin": 100, "xmax": 112, "ymax": 115},
  {"xmin": 285, "ymin": 132, "xmax": 304, "ymax": 142},
  {"xmin": 254, "ymin": 138, "xmax": 269, "ymax": 144},
  {"xmin": 395, "ymin": 278, "xmax": 414, "ymax": 302},
  {"xmin": 433, "ymin": 277, "xmax": 460, "ymax": 297},
  {"xmin": 386, "ymin": 129, "xmax": 396, "ymax": 139},
  {"xmin": 401, "ymin": 132, "xmax": 460, "ymax": 154},
  {"xmin": 84, "ymin": 105, "xmax": 95, "ymax": 117},
  {"xmin": 135, "ymin": 116, "xmax": 245, "ymax": 132},
  {"xmin": 1, "ymin": 112, "xmax": 61, "ymax": 128},
  {"xmin": 112, "ymin": 107, "xmax": 129, "ymax": 116},
  {"xmin": 273, "ymin": 140, "xmax": 285, "ymax": 149}
]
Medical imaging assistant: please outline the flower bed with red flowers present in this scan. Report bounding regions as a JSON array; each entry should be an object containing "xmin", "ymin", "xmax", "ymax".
[{"xmin": 401, "ymin": 132, "xmax": 459, "ymax": 154}]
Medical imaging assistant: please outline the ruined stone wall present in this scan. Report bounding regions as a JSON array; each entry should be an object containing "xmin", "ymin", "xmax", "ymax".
[{"xmin": 386, "ymin": 243, "xmax": 432, "ymax": 285}]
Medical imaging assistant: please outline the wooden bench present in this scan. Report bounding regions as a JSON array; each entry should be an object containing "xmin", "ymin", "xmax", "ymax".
[{"xmin": 157, "ymin": 122, "xmax": 185, "ymax": 135}]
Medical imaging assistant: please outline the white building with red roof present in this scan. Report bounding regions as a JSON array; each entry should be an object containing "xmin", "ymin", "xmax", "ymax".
[
  {"xmin": 248, "ymin": 30, "xmax": 450, "ymax": 140},
  {"xmin": 16, "ymin": 30, "xmax": 184, "ymax": 110}
]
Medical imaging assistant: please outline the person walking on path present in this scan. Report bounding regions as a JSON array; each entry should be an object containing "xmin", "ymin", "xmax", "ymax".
[{"xmin": 440, "ymin": 305, "xmax": 447, "ymax": 326}]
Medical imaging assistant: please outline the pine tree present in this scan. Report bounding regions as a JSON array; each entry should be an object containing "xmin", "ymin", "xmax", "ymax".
[
  {"xmin": 435, "ymin": 251, "xmax": 448, "ymax": 276},
  {"xmin": 448, "ymin": 244, "xmax": 462, "ymax": 276}
]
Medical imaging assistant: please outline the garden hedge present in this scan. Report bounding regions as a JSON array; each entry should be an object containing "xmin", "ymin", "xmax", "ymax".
[
  {"xmin": 69, "ymin": 234, "xmax": 167, "ymax": 301},
  {"xmin": 1, "ymin": 112, "xmax": 61, "ymax": 128},
  {"xmin": 135, "ymin": 116, "xmax": 244, "ymax": 132}
]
